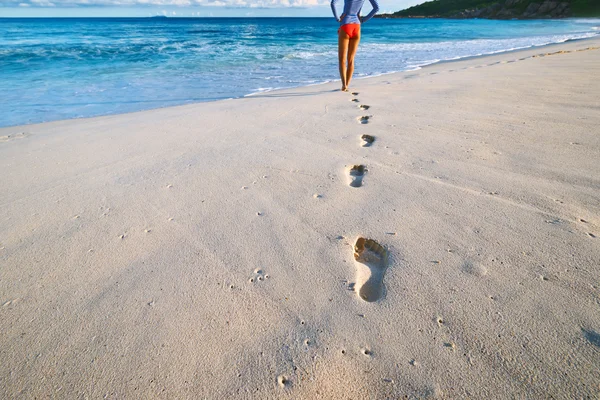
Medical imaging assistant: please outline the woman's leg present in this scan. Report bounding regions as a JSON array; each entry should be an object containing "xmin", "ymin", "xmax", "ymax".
[
  {"xmin": 338, "ymin": 28, "xmax": 350, "ymax": 91},
  {"xmin": 346, "ymin": 30, "xmax": 361, "ymax": 90}
]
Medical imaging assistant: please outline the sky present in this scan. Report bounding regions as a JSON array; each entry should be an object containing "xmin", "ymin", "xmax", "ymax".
[{"xmin": 0, "ymin": 0, "xmax": 424, "ymax": 18}]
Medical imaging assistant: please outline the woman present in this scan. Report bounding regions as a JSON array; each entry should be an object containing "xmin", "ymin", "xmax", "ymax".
[{"xmin": 331, "ymin": 0, "xmax": 380, "ymax": 92}]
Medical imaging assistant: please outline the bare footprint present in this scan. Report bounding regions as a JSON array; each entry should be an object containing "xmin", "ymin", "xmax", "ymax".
[
  {"xmin": 361, "ymin": 134, "xmax": 375, "ymax": 147},
  {"xmin": 351, "ymin": 92, "xmax": 359, "ymax": 96},
  {"xmin": 358, "ymin": 116, "xmax": 371, "ymax": 124},
  {"xmin": 359, "ymin": 105, "xmax": 370, "ymax": 110},
  {"xmin": 353, "ymin": 238, "xmax": 388, "ymax": 302},
  {"xmin": 348, "ymin": 165, "xmax": 366, "ymax": 188},
  {"xmin": 351, "ymin": 98, "xmax": 360, "ymax": 102},
  {"xmin": 0, "ymin": 132, "xmax": 29, "ymax": 143}
]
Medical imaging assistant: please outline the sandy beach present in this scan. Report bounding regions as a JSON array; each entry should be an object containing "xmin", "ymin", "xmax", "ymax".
[{"xmin": 1, "ymin": 37, "xmax": 599, "ymax": 398}]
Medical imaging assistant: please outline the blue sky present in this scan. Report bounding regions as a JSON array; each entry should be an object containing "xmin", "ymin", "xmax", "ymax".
[{"xmin": 0, "ymin": 0, "xmax": 422, "ymax": 17}]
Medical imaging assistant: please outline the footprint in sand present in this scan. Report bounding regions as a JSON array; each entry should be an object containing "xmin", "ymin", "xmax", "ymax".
[
  {"xmin": 462, "ymin": 260, "xmax": 487, "ymax": 277},
  {"xmin": 351, "ymin": 92, "xmax": 359, "ymax": 96},
  {"xmin": 359, "ymin": 105, "xmax": 370, "ymax": 110},
  {"xmin": 0, "ymin": 132, "xmax": 29, "ymax": 143},
  {"xmin": 361, "ymin": 134, "xmax": 375, "ymax": 147},
  {"xmin": 353, "ymin": 238, "xmax": 388, "ymax": 302},
  {"xmin": 358, "ymin": 116, "xmax": 371, "ymax": 124},
  {"xmin": 348, "ymin": 165, "xmax": 366, "ymax": 188},
  {"xmin": 583, "ymin": 329, "xmax": 600, "ymax": 347}
]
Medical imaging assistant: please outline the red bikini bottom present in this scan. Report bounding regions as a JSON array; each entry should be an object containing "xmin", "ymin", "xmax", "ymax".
[{"xmin": 339, "ymin": 23, "xmax": 360, "ymax": 39}]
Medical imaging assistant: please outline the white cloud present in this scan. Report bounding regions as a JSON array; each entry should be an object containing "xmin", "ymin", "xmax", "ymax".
[
  {"xmin": 29, "ymin": 0, "xmax": 56, "ymax": 5},
  {"xmin": 1, "ymin": 0, "xmax": 331, "ymax": 7}
]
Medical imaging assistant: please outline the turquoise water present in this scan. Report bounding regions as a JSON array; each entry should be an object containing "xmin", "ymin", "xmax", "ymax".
[{"xmin": 0, "ymin": 17, "xmax": 598, "ymax": 127}]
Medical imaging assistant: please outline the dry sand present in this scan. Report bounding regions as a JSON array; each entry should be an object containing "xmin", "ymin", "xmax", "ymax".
[{"xmin": 1, "ymin": 38, "xmax": 599, "ymax": 399}]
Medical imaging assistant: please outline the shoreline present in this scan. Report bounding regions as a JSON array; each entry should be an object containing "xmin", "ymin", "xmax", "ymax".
[
  {"xmin": 1, "ymin": 36, "xmax": 599, "ymax": 398},
  {"xmin": 1, "ymin": 32, "xmax": 598, "ymax": 130}
]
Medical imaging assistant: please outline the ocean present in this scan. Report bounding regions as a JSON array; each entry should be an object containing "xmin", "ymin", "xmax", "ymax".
[{"xmin": 1, "ymin": 17, "xmax": 598, "ymax": 127}]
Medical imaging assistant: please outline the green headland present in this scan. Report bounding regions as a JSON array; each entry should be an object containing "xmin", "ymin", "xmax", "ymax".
[{"xmin": 377, "ymin": 0, "xmax": 600, "ymax": 19}]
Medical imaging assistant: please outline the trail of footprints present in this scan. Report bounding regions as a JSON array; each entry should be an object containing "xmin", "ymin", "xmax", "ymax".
[
  {"xmin": 339, "ymin": 46, "xmax": 597, "ymax": 299},
  {"xmin": 347, "ymin": 92, "xmax": 373, "ymax": 187},
  {"xmin": 432, "ymin": 46, "xmax": 600, "ymax": 75},
  {"xmin": 0, "ymin": 132, "xmax": 29, "ymax": 143},
  {"xmin": 247, "ymin": 91, "xmax": 387, "ymax": 308},
  {"xmin": 272, "ymin": 93, "xmax": 390, "ymax": 389},
  {"xmin": 345, "ymin": 91, "xmax": 388, "ymax": 303}
]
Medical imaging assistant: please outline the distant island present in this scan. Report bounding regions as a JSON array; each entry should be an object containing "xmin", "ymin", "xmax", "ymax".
[{"xmin": 377, "ymin": 0, "xmax": 600, "ymax": 19}]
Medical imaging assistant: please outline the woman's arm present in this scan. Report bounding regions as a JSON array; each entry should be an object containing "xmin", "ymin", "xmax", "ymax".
[
  {"xmin": 330, "ymin": 0, "xmax": 340, "ymax": 21},
  {"xmin": 361, "ymin": 0, "xmax": 380, "ymax": 23}
]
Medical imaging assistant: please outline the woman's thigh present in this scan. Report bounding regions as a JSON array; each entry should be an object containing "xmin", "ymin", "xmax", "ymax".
[
  {"xmin": 338, "ymin": 29, "xmax": 350, "ymax": 59},
  {"xmin": 347, "ymin": 34, "xmax": 361, "ymax": 61}
]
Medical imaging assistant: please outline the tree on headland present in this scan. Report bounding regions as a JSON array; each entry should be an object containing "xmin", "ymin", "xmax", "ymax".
[{"xmin": 377, "ymin": 0, "xmax": 600, "ymax": 19}]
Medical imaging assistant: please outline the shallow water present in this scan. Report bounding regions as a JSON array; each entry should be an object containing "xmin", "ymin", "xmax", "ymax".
[{"xmin": 1, "ymin": 17, "xmax": 598, "ymax": 127}]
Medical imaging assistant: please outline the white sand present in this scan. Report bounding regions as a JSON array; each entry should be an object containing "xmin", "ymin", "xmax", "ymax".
[{"xmin": 1, "ymin": 38, "xmax": 599, "ymax": 398}]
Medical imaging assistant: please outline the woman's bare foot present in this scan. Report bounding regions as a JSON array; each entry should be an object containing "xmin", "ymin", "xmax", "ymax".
[{"xmin": 341, "ymin": 86, "xmax": 348, "ymax": 92}]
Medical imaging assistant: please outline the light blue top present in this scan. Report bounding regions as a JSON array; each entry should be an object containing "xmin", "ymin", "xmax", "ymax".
[{"xmin": 330, "ymin": 0, "xmax": 380, "ymax": 25}]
